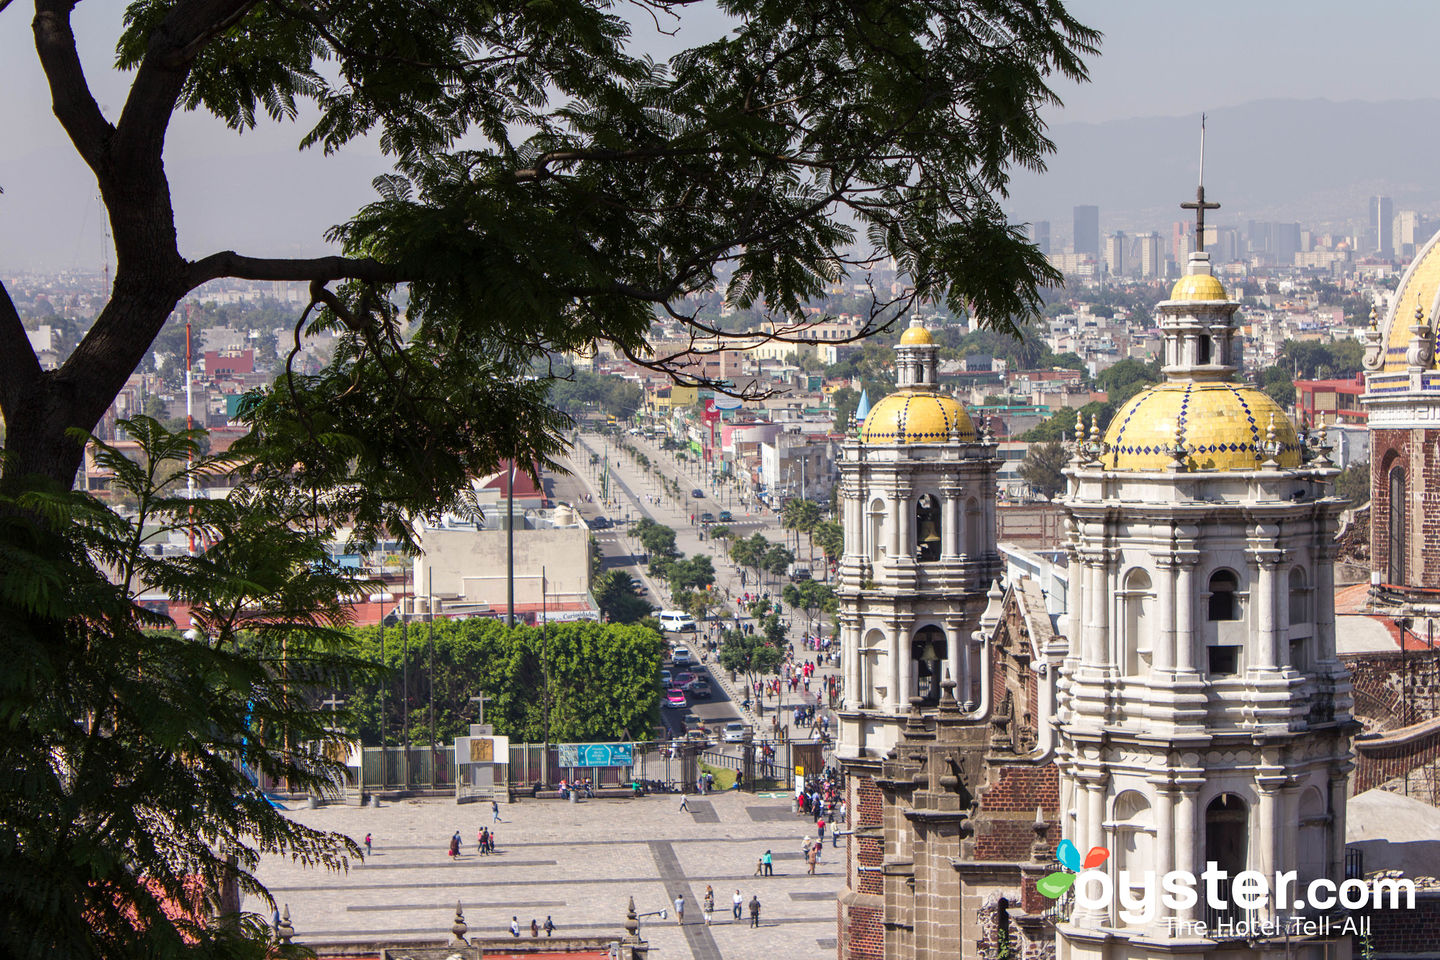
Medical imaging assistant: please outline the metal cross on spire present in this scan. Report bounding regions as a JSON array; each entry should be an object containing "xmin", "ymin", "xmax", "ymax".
[{"xmin": 1180, "ymin": 113, "xmax": 1220, "ymax": 252}]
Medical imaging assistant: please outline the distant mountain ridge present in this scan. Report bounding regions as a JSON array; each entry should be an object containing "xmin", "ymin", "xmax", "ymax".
[{"xmin": 1004, "ymin": 98, "xmax": 1440, "ymax": 242}]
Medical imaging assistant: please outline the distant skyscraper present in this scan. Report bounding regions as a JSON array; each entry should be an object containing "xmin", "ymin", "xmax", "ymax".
[
  {"xmin": 1073, "ymin": 205, "xmax": 1099, "ymax": 257},
  {"xmin": 1031, "ymin": 220, "xmax": 1051, "ymax": 256},
  {"xmin": 1371, "ymin": 195, "xmax": 1394, "ymax": 257},
  {"xmin": 1104, "ymin": 231, "xmax": 1126, "ymax": 277},
  {"xmin": 1137, "ymin": 232, "xmax": 1161, "ymax": 278}
]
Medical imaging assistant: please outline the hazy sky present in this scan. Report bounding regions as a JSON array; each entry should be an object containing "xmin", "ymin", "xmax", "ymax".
[{"xmin": 1, "ymin": 1, "xmax": 1436, "ymax": 272}]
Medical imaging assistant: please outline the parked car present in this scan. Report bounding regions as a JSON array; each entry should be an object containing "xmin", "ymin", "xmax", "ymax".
[
  {"xmin": 723, "ymin": 721, "xmax": 749, "ymax": 743},
  {"xmin": 691, "ymin": 488, "xmax": 705, "ymax": 498},
  {"xmin": 718, "ymin": 510, "xmax": 733, "ymax": 522},
  {"xmin": 665, "ymin": 688, "xmax": 688, "ymax": 707},
  {"xmin": 671, "ymin": 646, "xmax": 693, "ymax": 666}
]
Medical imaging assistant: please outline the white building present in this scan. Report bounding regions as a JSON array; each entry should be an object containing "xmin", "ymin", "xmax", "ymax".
[{"xmin": 1055, "ymin": 252, "xmax": 1354, "ymax": 960}]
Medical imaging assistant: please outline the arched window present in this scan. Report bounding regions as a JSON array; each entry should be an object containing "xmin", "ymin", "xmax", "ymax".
[
  {"xmin": 1112, "ymin": 791, "xmax": 1154, "ymax": 916},
  {"xmin": 1121, "ymin": 568, "xmax": 1153, "ymax": 677},
  {"xmin": 1205, "ymin": 794, "xmax": 1249, "ymax": 924},
  {"xmin": 1288, "ymin": 567, "xmax": 1309, "ymax": 625},
  {"xmin": 915, "ymin": 494, "xmax": 941, "ymax": 562},
  {"xmin": 911, "ymin": 625, "xmax": 947, "ymax": 703},
  {"xmin": 1389, "ymin": 466, "xmax": 1407, "ymax": 585},
  {"xmin": 1207, "ymin": 569, "xmax": 1240, "ymax": 621},
  {"xmin": 868, "ymin": 499, "xmax": 885, "ymax": 562},
  {"xmin": 1296, "ymin": 788, "xmax": 1329, "ymax": 890},
  {"xmin": 914, "ymin": 362, "xmax": 924, "ymax": 384},
  {"xmin": 859, "ymin": 628, "xmax": 887, "ymax": 709}
]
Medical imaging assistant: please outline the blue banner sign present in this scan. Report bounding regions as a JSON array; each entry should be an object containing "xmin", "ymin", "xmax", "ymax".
[{"xmin": 558, "ymin": 743, "xmax": 634, "ymax": 767}]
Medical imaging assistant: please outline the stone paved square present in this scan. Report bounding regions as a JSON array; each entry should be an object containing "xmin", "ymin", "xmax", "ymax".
[{"xmin": 247, "ymin": 791, "xmax": 842, "ymax": 959}]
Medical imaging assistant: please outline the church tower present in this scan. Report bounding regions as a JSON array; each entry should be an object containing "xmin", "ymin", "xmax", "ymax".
[
  {"xmin": 1055, "ymin": 249, "xmax": 1354, "ymax": 960},
  {"xmin": 835, "ymin": 314, "xmax": 1001, "ymax": 756},
  {"xmin": 1362, "ymin": 229, "xmax": 1440, "ymax": 612},
  {"xmin": 834, "ymin": 315, "xmax": 1002, "ymax": 960}
]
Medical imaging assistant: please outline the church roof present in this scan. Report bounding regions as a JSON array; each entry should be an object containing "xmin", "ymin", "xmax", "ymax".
[
  {"xmin": 1101, "ymin": 382, "xmax": 1302, "ymax": 472},
  {"xmin": 859, "ymin": 390, "xmax": 976, "ymax": 444},
  {"xmin": 1378, "ymin": 226, "xmax": 1440, "ymax": 372}
]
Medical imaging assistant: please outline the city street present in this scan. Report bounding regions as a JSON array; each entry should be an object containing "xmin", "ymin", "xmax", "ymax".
[{"xmin": 554, "ymin": 430, "xmax": 844, "ymax": 753}]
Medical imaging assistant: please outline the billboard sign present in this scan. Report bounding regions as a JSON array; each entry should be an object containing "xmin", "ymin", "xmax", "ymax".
[{"xmin": 558, "ymin": 743, "xmax": 635, "ymax": 767}]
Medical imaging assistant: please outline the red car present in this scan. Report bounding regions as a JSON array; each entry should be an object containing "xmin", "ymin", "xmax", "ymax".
[{"xmin": 665, "ymin": 688, "xmax": 688, "ymax": 707}]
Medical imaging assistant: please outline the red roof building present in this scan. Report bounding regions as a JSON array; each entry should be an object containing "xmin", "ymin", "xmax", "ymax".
[{"xmin": 1295, "ymin": 372, "xmax": 1366, "ymax": 426}]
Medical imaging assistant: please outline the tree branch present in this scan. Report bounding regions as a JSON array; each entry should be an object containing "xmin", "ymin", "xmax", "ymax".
[
  {"xmin": 186, "ymin": 252, "xmax": 403, "ymax": 289},
  {"xmin": 0, "ymin": 277, "xmax": 43, "ymax": 421},
  {"xmin": 33, "ymin": 0, "xmax": 116, "ymax": 175}
]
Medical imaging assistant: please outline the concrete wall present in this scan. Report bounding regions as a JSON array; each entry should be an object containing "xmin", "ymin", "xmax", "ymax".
[{"xmin": 415, "ymin": 526, "xmax": 590, "ymax": 608}]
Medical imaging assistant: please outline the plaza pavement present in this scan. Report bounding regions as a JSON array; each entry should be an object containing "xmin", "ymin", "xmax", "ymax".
[{"xmin": 245, "ymin": 790, "xmax": 845, "ymax": 960}]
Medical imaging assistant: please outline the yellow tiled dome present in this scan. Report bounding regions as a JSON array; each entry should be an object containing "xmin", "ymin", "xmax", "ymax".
[
  {"xmin": 1169, "ymin": 272, "xmax": 1228, "ymax": 301},
  {"xmin": 1381, "ymin": 230, "xmax": 1440, "ymax": 371},
  {"xmin": 899, "ymin": 324, "xmax": 935, "ymax": 345},
  {"xmin": 1101, "ymin": 382, "xmax": 1302, "ymax": 471},
  {"xmin": 860, "ymin": 390, "xmax": 975, "ymax": 444}
]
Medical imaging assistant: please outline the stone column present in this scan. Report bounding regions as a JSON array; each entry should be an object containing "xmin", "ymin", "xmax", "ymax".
[
  {"xmin": 896, "ymin": 488, "xmax": 913, "ymax": 561},
  {"xmin": 1174, "ymin": 558, "xmax": 1198, "ymax": 673},
  {"xmin": 888, "ymin": 492, "xmax": 902, "ymax": 559},
  {"xmin": 896, "ymin": 625, "xmax": 914, "ymax": 708},
  {"xmin": 1256, "ymin": 782, "xmax": 1281, "ymax": 922},
  {"xmin": 1081, "ymin": 549, "xmax": 1110, "ymax": 667},
  {"xmin": 1253, "ymin": 554, "xmax": 1281, "ymax": 671},
  {"xmin": 1328, "ymin": 772, "xmax": 1349, "ymax": 882},
  {"xmin": 940, "ymin": 486, "xmax": 961, "ymax": 561},
  {"xmin": 945, "ymin": 623, "xmax": 962, "ymax": 691},
  {"xmin": 886, "ymin": 623, "xmax": 902, "ymax": 712},
  {"xmin": 843, "ymin": 621, "xmax": 862, "ymax": 710},
  {"xmin": 1174, "ymin": 787, "xmax": 1198, "ymax": 923},
  {"xmin": 1154, "ymin": 786, "xmax": 1176, "ymax": 932},
  {"xmin": 1316, "ymin": 545, "xmax": 1338, "ymax": 663},
  {"xmin": 1152, "ymin": 557, "xmax": 1176, "ymax": 674}
]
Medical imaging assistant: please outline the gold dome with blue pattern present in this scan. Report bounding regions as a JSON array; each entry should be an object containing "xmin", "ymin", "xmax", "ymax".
[
  {"xmin": 860, "ymin": 390, "xmax": 976, "ymax": 444},
  {"xmin": 1101, "ymin": 381, "xmax": 1301, "ymax": 471}
]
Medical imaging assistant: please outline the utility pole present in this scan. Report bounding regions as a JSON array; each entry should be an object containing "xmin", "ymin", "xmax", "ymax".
[
  {"xmin": 427, "ymin": 565, "xmax": 436, "ymax": 787},
  {"xmin": 506, "ymin": 458, "xmax": 515, "ymax": 627}
]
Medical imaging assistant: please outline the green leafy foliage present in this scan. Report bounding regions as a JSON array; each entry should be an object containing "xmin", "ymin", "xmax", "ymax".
[
  {"xmin": 1335, "ymin": 460, "xmax": 1370, "ymax": 506},
  {"xmin": 1018, "ymin": 440, "xmax": 1069, "ymax": 500},
  {"xmin": 592, "ymin": 570, "xmax": 653, "ymax": 624},
  {"xmin": 0, "ymin": 419, "xmax": 370, "ymax": 959},
  {"xmin": 346, "ymin": 618, "xmax": 664, "ymax": 743}
]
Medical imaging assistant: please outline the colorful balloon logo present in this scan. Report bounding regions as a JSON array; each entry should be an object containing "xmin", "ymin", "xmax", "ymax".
[{"xmin": 1037, "ymin": 840, "xmax": 1110, "ymax": 899}]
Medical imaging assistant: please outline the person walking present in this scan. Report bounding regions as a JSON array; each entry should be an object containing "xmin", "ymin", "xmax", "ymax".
[
  {"xmin": 817, "ymin": 818, "xmax": 826, "ymax": 843},
  {"xmin": 807, "ymin": 843, "xmax": 817, "ymax": 875},
  {"xmin": 492, "ymin": 799, "xmax": 502, "ymax": 823},
  {"xmin": 363, "ymin": 833, "xmax": 372, "ymax": 857},
  {"xmin": 762, "ymin": 849, "xmax": 773, "ymax": 876},
  {"xmin": 748, "ymin": 894, "xmax": 761, "ymax": 928},
  {"xmin": 530, "ymin": 918, "xmax": 539, "ymax": 937},
  {"xmin": 732, "ymin": 889, "xmax": 743, "ymax": 920},
  {"xmin": 448, "ymin": 832, "xmax": 460, "ymax": 859},
  {"xmin": 673, "ymin": 893, "xmax": 685, "ymax": 924},
  {"xmin": 679, "ymin": 793, "xmax": 690, "ymax": 813},
  {"xmin": 510, "ymin": 917, "xmax": 520, "ymax": 938},
  {"xmin": 703, "ymin": 886, "xmax": 714, "ymax": 925},
  {"xmin": 543, "ymin": 916, "xmax": 555, "ymax": 937}
]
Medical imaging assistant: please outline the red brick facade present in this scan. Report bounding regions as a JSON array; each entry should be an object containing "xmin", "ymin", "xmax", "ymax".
[
  {"xmin": 1371, "ymin": 427, "xmax": 1440, "ymax": 593},
  {"xmin": 1364, "ymin": 891, "xmax": 1440, "ymax": 958}
]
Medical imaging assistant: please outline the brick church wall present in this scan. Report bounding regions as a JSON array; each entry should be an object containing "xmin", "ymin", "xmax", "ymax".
[
  {"xmin": 1345, "ymin": 649, "xmax": 1440, "ymax": 732},
  {"xmin": 1364, "ymin": 890, "xmax": 1440, "ymax": 957},
  {"xmin": 973, "ymin": 765, "xmax": 1060, "ymax": 862},
  {"xmin": 1371, "ymin": 427, "xmax": 1440, "ymax": 590}
]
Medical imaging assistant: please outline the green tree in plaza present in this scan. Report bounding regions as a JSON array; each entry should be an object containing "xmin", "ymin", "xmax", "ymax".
[
  {"xmin": 718, "ymin": 628, "xmax": 786, "ymax": 701},
  {"xmin": 1019, "ymin": 440, "xmax": 1070, "ymax": 500},
  {"xmin": 763, "ymin": 543, "xmax": 796, "ymax": 586},
  {"xmin": 730, "ymin": 532, "xmax": 772, "ymax": 589},
  {"xmin": 813, "ymin": 520, "xmax": 845, "ymax": 569},
  {"xmin": 1258, "ymin": 366, "xmax": 1297, "ymax": 407},
  {"xmin": 782, "ymin": 497, "xmax": 823, "ymax": 561},
  {"xmin": 593, "ymin": 570, "xmax": 654, "ymax": 625},
  {"xmin": 782, "ymin": 580, "xmax": 838, "ymax": 638},
  {"xmin": 0, "ymin": 0, "xmax": 1095, "ymax": 953}
]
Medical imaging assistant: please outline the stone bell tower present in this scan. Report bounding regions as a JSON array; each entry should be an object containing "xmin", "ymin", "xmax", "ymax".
[{"xmin": 1055, "ymin": 246, "xmax": 1354, "ymax": 960}]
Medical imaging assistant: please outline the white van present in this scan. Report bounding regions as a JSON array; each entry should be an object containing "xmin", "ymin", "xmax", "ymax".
[{"xmin": 658, "ymin": 610, "xmax": 698, "ymax": 634}]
